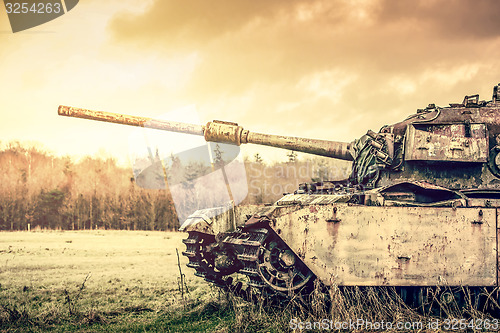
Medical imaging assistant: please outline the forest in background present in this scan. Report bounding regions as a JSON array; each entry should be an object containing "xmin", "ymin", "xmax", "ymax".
[{"xmin": 0, "ymin": 142, "xmax": 351, "ymax": 231}]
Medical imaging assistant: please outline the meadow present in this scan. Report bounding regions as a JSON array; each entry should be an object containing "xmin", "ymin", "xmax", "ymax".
[
  {"xmin": 1, "ymin": 231, "xmax": 499, "ymax": 333},
  {"xmin": 0, "ymin": 231, "xmax": 302, "ymax": 332},
  {"xmin": 0, "ymin": 231, "xmax": 222, "ymax": 332}
]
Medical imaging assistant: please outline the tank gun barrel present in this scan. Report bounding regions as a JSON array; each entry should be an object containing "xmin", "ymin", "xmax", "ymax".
[
  {"xmin": 58, "ymin": 105, "xmax": 204, "ymax": 135},
  {"xmin": 58, "ymin": 105, "xmax": 353, "ymax": 161}
]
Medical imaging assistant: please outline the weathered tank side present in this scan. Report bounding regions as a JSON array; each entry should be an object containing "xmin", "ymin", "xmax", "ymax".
[{"xmin": 268, "ymin": 196, "xmax": 497, "ymax": 287}]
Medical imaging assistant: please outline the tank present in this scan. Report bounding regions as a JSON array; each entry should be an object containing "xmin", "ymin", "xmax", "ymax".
[{"xmin": 58, "ymin": 83, "xmax": 500, "ymax": 309}]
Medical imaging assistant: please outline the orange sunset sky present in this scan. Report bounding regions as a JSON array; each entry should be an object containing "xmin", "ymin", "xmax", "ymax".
[{"xmin": 1, "ymin": 0, "xmax": 500, "ymax": 165}]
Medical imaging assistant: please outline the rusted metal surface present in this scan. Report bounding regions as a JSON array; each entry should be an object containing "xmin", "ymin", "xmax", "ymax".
[
  {"xmin": 246, "ymin": 132, "xmax": 353, "ymax": 161},
  {"xmin": 58, "ymin": 105, "xmax": 204, "ymax": 135},
  {"xmin": 405, "ymin": 124, "xmax": 488, "ymax": 162},
  {"xmin": 180, "ymin": 204, "xmax": 262, "ymax": 234},
  {"xmin": 497, "ymin": 209, "xmax": 500, "ymax": 287},
  {"xmin": 203, "ymin": 120, "xmax": 245, "ymax": 145},
  {"xmin": 59, "ymin": 105, "xmax": 354, "ymax": 161},
  {"xmin": 203, "ymin": 120, "xmax": 354, "ymax": 160},
  {"xmin": 386, "ymin": 104, "xmax": 500, "ymax": 140},
  {"xmin": 271, "ymin": 202, "xmax": 497, "ymax": 286}
]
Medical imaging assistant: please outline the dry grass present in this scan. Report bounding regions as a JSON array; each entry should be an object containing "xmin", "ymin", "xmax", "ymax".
[
  {"xmin": 1, "ymin": 231, "xmax": 499, "ymax": 332},
  {"xmin": 0, "ymin": 230, "xmax": 210, "ymax": 331}
]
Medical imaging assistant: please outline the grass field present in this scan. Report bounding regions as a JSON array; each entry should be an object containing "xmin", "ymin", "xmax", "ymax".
[
  {"xmin": 0, "ymin": 231, "xmax": 299, "ymax": 332},
  {"xmin": 0, "ymin": 231, "xmax": 228, "ymax": 332},
  {"xmin": 1, "ymin": 231, "xmax": 499, "ymax": 332}
]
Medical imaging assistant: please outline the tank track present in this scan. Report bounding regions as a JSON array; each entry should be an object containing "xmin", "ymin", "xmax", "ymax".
[{"xmin": 182, "ymin": 227, "xmax": 314, "ymax": 300}]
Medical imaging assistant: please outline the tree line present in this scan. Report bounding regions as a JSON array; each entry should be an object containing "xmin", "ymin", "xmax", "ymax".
[{"xmin": 0, "ymin": 142, "xmax": 350, "ymax": 231}]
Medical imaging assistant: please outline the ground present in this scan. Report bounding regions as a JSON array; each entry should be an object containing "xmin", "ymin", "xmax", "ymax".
[
  {"xmin": 0, "ymin": 231, "xmax": 497, "ymax": 332},
  {"xmin": 0, "ymin": 230, "xmax": 230, "ymax": 332}
]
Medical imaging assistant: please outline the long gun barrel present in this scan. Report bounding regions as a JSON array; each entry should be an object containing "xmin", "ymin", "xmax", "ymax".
[{"xmin": 58, "ymin": 106, "xmax": 353, "ymax": 161}]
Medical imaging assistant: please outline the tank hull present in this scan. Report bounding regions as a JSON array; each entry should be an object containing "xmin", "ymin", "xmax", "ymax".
[
  {"xmin": 180, "ymin": 181, "xmax": 500, "ymax": 309},
  {"xmin": 268, "ymin": 200, "xmax": 497, "ymax": 287}
]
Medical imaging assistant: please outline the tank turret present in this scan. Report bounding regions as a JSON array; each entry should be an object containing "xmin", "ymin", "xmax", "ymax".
[
  {"xmin": 59, "ymin": 83, "xmax": 500, "ymax": 191},
  {"xmin": 348, "ymin": 83, "xmax": 500, "ymax": 190}
]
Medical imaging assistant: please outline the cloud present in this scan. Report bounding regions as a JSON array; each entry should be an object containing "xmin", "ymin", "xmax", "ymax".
[
  {"xmin": 110, "ymin": 0, "xmax": 332, "ymax": 45},
  {"xmin": 108, "ymin": 0, "xmax": 500, "ymax": 85},
  {"xmin": 108, "ymin": 0, "xmax": 352, "ymax": 82},
  {"xmin": 374, "ymin": 0, "xmax": 500, "ymax": 40},
  {"xmin": 104, "ymin": 0, "xmax": 500, "ymax": 148}
]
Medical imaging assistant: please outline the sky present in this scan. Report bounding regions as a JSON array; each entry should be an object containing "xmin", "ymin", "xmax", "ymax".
[{"xmin": 2, "ymin": 0, "xmax": 500, "ymax": 166}]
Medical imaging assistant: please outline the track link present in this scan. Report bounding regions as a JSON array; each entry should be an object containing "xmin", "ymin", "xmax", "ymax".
[
  {"xmin": 182, "ymin": 231, "xmax": 223, "ymax": 282},
  {"xmin": 223, "ymin": 228, "xmax": 269, "ymax": 291}
]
